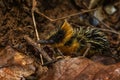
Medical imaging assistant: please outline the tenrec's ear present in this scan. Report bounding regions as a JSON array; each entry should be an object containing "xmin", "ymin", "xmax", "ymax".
[{"xmin": 61, "ymin": 20, "xmax": 73, "ymax": 32}]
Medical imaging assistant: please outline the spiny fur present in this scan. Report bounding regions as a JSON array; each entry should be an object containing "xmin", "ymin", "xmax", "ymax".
[{"xmin": 38, "ymin": 20, "xmax": 110, "ymax": 56}]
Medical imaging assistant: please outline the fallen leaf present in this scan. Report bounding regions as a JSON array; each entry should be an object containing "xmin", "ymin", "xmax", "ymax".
[
  {"xmin": 0, "ymin": 46, "xmax": 36, "ymax": 80},
  {"xmin": 40, "ymin": 57, "xmax": 120, "ymax": 80}
]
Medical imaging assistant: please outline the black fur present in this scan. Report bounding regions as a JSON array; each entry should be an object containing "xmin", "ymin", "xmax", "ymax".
[
  {"xmin": 48, "ymin": 29, "xmax": 65, "ymax": 43},
  {"xmin": 64, "ymin": 34, "xmax": 77, "ymax": 46}
]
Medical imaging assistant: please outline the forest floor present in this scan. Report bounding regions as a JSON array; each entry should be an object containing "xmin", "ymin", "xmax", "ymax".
[{"xmin": 0, "ymin": 0, "xmax": 120, "ymax": 80}]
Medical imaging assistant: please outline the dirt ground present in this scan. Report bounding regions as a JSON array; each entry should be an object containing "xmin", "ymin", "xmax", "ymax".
[{"xmin": 0, "ymin": 0, "xmax": 120, "ymax": 80}]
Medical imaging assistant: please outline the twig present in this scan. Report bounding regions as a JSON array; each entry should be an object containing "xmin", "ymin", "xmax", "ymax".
[
  {"xmin": 83, "ymin": 3, "xmax": 114, "ymax": 30},
  {"xmin": 35, "ymin": 8, "xmax": 97, "ymax": 22},
  {"xmin": 83, "ymin": 43, "xmax": 91, "ymax": 57},
  {"xmin": 32, "ymin": 10, "xmax": 40, "ymax": 41},
  {"xmin": 90, "ymin": 14, "xmax": 114, "ymax": 30},
  {"xmin": 88, "ymin": 9, "xmax": 119, "ymax": 36},
  {"xmin": 24, "ymin": 35, "xmax": 52, "ymax": 62},
  {"xmin": 32, "ymin": 0, "xmax": 43, "ymax": 64},
  {"xmin": 83, "ymin": 5, "xmax": 119, "ymax": 35}
]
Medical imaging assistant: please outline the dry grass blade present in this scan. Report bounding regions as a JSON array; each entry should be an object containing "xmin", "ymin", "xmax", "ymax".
[
  {"xmin": 32, "ymin": 0, "xmax": 43, "ymax": 64},
  {"xmin": 83, "ymin": 43, "xmax": 91, "ymax": 57}
]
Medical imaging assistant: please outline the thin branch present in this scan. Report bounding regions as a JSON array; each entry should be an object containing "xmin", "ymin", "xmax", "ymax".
[
  {"xmin": 32, "ymin": 0, "xmax": 43, "ymax": 64},
  {"xmin": 90, "ymin": 14, "xmax": 114, "ymax": 30},
  {"xmin": 32, "ymin": 11, "xmax": 40, "ymax": 41},
  {"xmin": 24, "ymin": 35, "xmax": 52, "ymax": 62},
  {"xmin": 83, "ymin": 43, "xmax": 91, "ymax": 57},
  {"xmin": 83, "ymin": 5, "xmax": 119, "ymax": 35},
  {"xmin": 35, "ymin": 8, "xmax": 97, "ymax": 22}
]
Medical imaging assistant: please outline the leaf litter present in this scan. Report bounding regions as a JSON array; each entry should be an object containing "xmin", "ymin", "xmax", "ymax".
[{"xmin": 0, "ymin": 0, "xmax": 120, "ymax": 80}]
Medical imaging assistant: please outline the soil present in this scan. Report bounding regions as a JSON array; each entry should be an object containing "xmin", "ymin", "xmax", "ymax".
[
  {"xmin": 0, "ymin": 0, "xmax": 120, "ymax": 60},
  {"xmin": 0, "ymin": 0, "xmax": 120, "ymax": 79}
]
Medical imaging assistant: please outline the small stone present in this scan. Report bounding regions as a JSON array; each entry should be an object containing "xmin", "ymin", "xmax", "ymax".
[{"xmin": 104, "ymin": 5, "xmax": 117, "ymax": 15}]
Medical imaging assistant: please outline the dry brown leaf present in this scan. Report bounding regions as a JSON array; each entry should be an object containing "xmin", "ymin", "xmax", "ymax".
[
  {"xmin": 0, "ymin": 46, "xmax": 36, "ymax": 80},
  {"xmin": 40, "ymin": 57, "xmax": 120, "ymax": 80}
]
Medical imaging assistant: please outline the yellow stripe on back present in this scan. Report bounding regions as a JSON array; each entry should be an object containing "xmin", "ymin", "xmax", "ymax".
[{"xmin": 61, "ymin": 20, "xmax": 74, "ymax": 44}]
